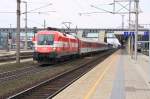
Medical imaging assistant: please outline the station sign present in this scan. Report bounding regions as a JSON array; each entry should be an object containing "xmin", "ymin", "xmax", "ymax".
[
  {"xmin": 144, "ymin": 31, "xmax": 149, "ymax": 36},
  {"xmin": 143, "ymin": 31, "xmax": 149, "ymax": 40},
  {"xmin": 124, "ymin": 31, "xmax": 134, "ymax": 37}
]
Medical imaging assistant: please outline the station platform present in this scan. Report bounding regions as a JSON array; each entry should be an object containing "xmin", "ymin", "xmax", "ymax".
[
  {"xmin": 53, "ymin": 49, "xmax": 150, "ymax": 99},
  {"xmin": 0, "ymin": 50, "xmax": 33, "ymax": 57}
]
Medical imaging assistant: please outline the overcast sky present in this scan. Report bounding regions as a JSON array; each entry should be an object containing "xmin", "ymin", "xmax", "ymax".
[{"xmin": 0, "ymin": 0, "xmax": 149, "ymax": 28}]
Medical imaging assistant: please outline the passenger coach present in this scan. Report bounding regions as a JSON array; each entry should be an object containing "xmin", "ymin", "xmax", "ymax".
[{"xmin": 33, "ymin": 29, "xmax": 110, "ymax": 64}]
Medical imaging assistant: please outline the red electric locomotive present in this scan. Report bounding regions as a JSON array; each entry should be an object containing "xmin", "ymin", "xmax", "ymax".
[
  {"xmin": 33, "ymin": 30, "xmax": 79, "ymax": 63},
  {"xmin": 33, "ymin": 29, "xmax": 109, "ymax": 64}
]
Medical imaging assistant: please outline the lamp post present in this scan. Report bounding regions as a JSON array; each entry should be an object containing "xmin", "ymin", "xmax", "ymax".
[
  {"xmin": 134, "ymin": 0, "xmax": 139, "ymax": 60},
  {"xmin": 129, "ymin": 0, "xmax": 133, "ymax": 58},
  {"xmin": 149, "ymin": 30, "xmax": 150, "ymax": 58},
  {"xmin": 121, "ymin": 15, "xmax": 125, "ymax": 29},
  {"xmin": 22, "ymin": 1, "xmax": 28, "ymax": 50},
  {"xmin": 16, "ymin": 0, "xmax": 21, "ymax": 63},
  {"xmin": 44, "ymin": 19, "xmax": 46, "ymax": 29},
  {"xmin": 6, "ymin": 32, "xmax": 9, "ymax": 52},
  {"xmin": 8, "ymin": 24, "xmax": 12, "ymax": 51}
]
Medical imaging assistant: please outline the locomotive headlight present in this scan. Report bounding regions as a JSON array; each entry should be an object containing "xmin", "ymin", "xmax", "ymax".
[
  {"xmin": 34, "ymin": 46, "xmax": 37, "ymax": 51},
  {"xmin": 34, "ymin": 44, "xmax": 37, "ymax": 51},
  {"xmin": 35, "ymin": 47, "xmax": 37, "ymax": 50},
  {"xmin": 53, "ymin": 47, "xmax": 56, "ymax": 50}
]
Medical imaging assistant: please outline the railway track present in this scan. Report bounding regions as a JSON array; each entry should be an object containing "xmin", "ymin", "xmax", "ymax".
[
  {"xmin": 0, "ymin": 56, "xmax": 84, "ymax": 84},
  {"xmin": 0, "ymin": 58, "xmax": 79, "ymax": 84},
  {"xmin": 0, "ymin": 52, "xmax": 32, "ymax": 62},
  {"xmin": 0, "ymin": 50, "xmax": 107, "ymax": 84},
  {"xmin": 0, "ymin": 52, "xmax": 101, "ymax": 98},
  {"xmin": 7, "ymin": 50, "xmax": 114, "ymax": 99},
  {"xmin": 0, "ymin": 66, "xmax": 40, "ymax": 83}
]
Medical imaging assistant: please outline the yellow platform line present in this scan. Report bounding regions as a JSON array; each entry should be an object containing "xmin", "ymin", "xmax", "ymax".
[
  {"xmin": 83, "ymin": 53, "xmax": 119, "ymax": 99},
  {"xmin": 79, "ymin": 52, "xmax": 116, "ymax": 85}
]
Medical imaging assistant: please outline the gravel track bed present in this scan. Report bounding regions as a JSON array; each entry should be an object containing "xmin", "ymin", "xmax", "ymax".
[
  {"xmin": 0, "ymin": 61, "xmax": 35, "ymax": 73},
  {"xmin": 6, "ymin": 50, "xmax": 115, "ymax": 99},
  {"xmin": 0, "ymin": 55, "xmax": 94, "ymax": 97},
  {"xmin": 0, "ymin": 66, "xmax": 41, "ymax": 83},
  {"xmin": 0, "ymin": 57, "xmax": 87, "ymax": 83}
]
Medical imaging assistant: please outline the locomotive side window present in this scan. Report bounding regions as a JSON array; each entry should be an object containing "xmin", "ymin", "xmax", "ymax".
[{"xmin": 38, "ymin": 34, "xmax": 54, "ymax": 45}]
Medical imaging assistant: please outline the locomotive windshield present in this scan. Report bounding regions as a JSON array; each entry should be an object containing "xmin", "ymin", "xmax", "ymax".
[{"xmin": 38, "ymin": 34, "xmax": 54, "ymax": 45}]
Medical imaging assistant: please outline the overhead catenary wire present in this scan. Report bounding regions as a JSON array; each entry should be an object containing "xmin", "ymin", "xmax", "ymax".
[
  {"xmin": 27, "ymin": 3, "xmax": 52, "ymax": 12},
  {"xmin": 25, "ymin": 1, "xmax": 51, "ymax": 4},
  {"xmin": 0, "ymin": 11, "xmax": 56, "ymax": 15},
  {"xmin": 79, "ymin": 11, "xmax": 112, "ymax": 16},
  {"xmin": 22, "ymin": 11, "xmax": 56, "ymax": 14},
  {"xmin": 91, "ymin": 5, "xmax": 113, "ymax": 13},
  {"xmin": 116, "ymin": 3, "xmax": 129, "ymax": 13},
  {"xmin": 0, "ymin": 3, "xmax": 53, "ymax": 14}
]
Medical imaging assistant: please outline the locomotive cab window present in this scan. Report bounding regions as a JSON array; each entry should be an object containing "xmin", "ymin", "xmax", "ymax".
[{"xmin": 38, "ymin": 34, "xmax": 54, "ymax": 45}]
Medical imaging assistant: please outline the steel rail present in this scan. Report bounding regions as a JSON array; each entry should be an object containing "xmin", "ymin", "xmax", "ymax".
[{"xmin": 7, "ymin": 50, "xmax": 114, "ymax": 99}]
